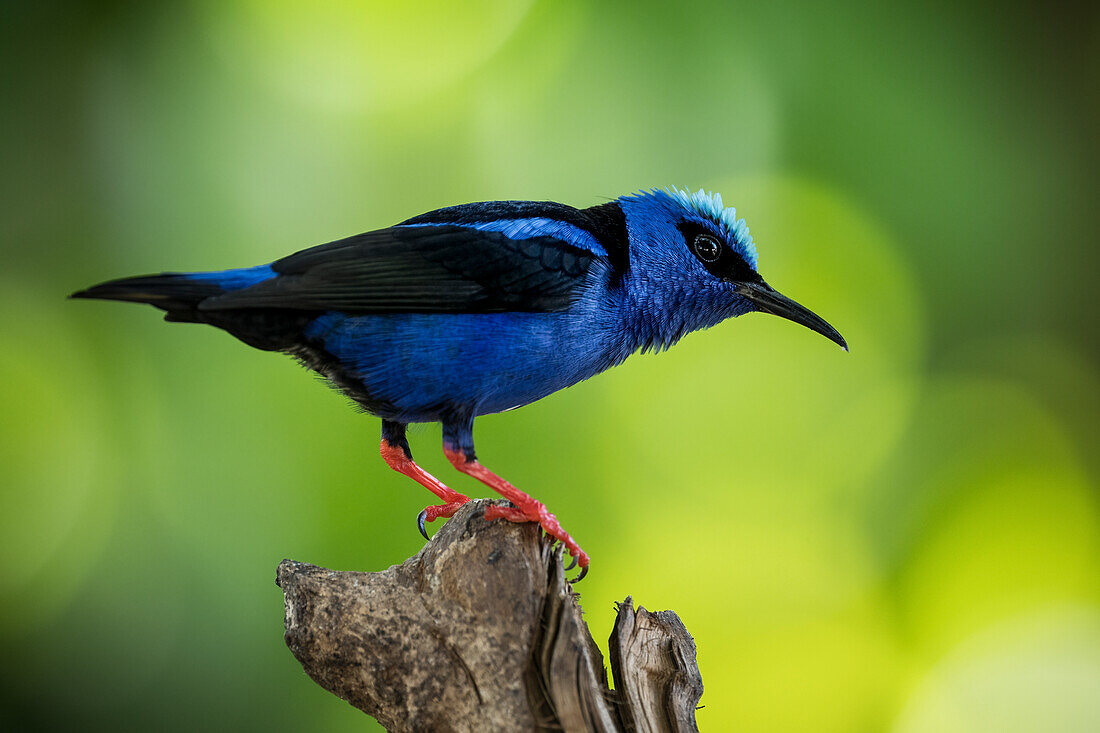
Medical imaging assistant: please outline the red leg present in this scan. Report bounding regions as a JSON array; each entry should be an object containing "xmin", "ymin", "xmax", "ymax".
[
  {"xmin": 381, "ymin": 439, "xmax": 470, "ymax": 524},
  {"xmin": 443, "ymin": 447, "xmax": 589, "ymax": 570}
]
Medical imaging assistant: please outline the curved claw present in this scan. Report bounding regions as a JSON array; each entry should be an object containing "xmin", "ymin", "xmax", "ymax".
[
  {"xmin": 569, "ymin": 565, "xmax": 588, "ymax": 584},
  {"xmin": 417, "ymin": 509, "xmax": 429, "ymax": 541},
  {"xmin": 564, "ymin": 554, "xmax": 578, "ymax": 571}
]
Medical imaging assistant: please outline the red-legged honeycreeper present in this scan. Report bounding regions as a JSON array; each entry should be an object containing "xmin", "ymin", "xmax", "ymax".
[{"xmin": 72, "ymin": 188, "xmax": 847, "ymax": 580}]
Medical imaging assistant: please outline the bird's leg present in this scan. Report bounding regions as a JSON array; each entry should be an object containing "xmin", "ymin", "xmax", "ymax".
[
  {"xmin": 441, "ymin": 418, "xmax": 589, "ymax": 575},
  {"xmin": 380, "ymin": 421, "xmax": 469, "ymax": 538},
  {"xmin": 444, "ymin": 447, "xmax": 590, "ymax": 575}
]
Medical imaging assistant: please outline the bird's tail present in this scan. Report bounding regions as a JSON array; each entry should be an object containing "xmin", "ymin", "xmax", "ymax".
[
  {"xmin": 70, "ymin": 265, "xmax": 275, "ymax": 323},
  {"xmin": 70, "ymin": 273, "xmax": 225, "ymax": 322}
]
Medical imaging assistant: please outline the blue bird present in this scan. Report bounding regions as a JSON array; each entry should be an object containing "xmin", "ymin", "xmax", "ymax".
[{"xmin": 72, "ymin": 188, "xmax": 846, "ymax": 579}]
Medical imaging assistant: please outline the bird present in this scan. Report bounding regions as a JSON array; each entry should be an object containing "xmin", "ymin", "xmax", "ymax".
[{"xmin": 72, "ymin": 187, "xmax": 846, "ymax": 580}]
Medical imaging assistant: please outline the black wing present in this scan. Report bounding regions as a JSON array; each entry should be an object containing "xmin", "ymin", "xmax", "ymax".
[{"xmin": 199, "ymin": 224, "xmax": 595, "ymax": 315}]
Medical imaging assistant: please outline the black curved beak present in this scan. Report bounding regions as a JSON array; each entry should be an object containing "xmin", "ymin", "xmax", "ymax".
[{"xmin": 736, "ymin": 281, "xmax": 848, "ymax": 351}]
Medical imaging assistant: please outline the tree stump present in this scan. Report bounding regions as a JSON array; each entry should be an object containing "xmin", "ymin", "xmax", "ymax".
[{"xmin": 276, "ymin": 499, "xmax": 703, "ymax": 732}]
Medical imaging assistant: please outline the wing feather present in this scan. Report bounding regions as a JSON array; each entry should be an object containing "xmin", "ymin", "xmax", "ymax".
[{"xmin": 199, "ymin": 224, "xmax": 594, "ymax": 314}]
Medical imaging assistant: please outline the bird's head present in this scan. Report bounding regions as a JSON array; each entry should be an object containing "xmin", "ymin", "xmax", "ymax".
[{"xmin": 615, "ymin": 187, "xmax": 847, "ymax": 351}]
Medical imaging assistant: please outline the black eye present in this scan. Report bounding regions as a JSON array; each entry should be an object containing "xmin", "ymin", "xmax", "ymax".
[{"xmin": 691, "ymin": 234, "xmax": 722, "ymax": 262}]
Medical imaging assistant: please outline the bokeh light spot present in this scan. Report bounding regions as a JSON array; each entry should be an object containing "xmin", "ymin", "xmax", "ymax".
[{"xmin": 199, "ymin": 0, "xmax": 535, "ymax": 114}]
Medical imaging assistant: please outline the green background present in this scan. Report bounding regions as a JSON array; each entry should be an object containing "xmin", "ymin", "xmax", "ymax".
[{"xmin": 3, "ymin": 2, "xmax": 1098, "ymax": 731}]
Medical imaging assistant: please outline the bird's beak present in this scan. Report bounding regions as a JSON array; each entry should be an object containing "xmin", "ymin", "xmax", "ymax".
[{"xmin": 736, "ymin": 281, "xmax": 848, "ymax": 351}]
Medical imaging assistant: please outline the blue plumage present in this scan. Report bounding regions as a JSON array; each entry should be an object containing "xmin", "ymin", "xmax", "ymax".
[
  {"xmin": 185, "ymin": 263, "xmax": 277, "ymax": 290},
  {"xmin": 400, "ymin": 217, "xmax": 609, "ymax": 258},
  {"xmin": 654, "ymin": 187, "xmax": 757, "ymax": 267},
  {"xmin": 72, "ymin": 187, "xmax": 846, "ymax": 578}
]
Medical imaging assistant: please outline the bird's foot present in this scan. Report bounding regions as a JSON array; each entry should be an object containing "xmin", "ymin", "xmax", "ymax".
[
  {"xmin": 416, "ymin": 498, "xmax": 470, "ymax": 540},
  {"xmin": 484, "ymin": 500, "xmax": 589, "ymax": 581},
  {"xmin": 444, "ymin": 447, "xmax": 589, "ymax": 581}
]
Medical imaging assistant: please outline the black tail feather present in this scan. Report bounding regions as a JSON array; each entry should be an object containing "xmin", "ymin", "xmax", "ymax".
[
  {"xmin": 70, "ymin": 273, "xmax": 225, "ymax": 322},
  {"xmin": 72, "ymin": 272, "xmax": 313, "ymax": 350},
  {"xmin": 70, "ymin": 273, "xmax": 224, "ymax": 304}
]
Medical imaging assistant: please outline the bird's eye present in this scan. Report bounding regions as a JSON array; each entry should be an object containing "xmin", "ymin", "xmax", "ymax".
[{"xmin": 691, "ymin": 234, "xmax": 722, "ymax": 263}]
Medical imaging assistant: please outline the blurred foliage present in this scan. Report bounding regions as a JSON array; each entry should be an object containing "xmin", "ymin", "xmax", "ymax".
[{"xmin": 2, "ymin": 1, "xmax": 1098, "ymax": 731}]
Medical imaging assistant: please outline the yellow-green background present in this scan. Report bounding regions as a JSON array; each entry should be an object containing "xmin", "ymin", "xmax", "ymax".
[{"xmin": 3, "ymin": 2, "xmax": 1098, "ymax": 731}]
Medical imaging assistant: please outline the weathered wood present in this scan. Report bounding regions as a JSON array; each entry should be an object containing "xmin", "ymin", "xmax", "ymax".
[
  {"xmin": 276, "ymin": 499, "xmax": 702, "ymax": 731},
  {"xmin": 609, "ymin": 599, "xmax": 703, "ymax": 733}
]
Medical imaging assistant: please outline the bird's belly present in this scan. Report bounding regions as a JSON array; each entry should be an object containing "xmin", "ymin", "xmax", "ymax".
[{"xmin": 302, "ymin": 311, "xmax": 622, "ymax": 422}]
